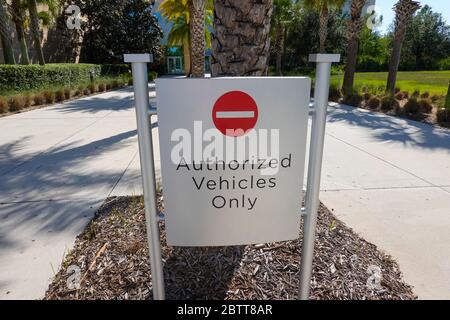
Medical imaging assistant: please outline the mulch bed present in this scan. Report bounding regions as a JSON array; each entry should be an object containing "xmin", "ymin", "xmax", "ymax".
[{"xmin": 45, "ymin": 195, "xmax": 416, "ymax": 300}]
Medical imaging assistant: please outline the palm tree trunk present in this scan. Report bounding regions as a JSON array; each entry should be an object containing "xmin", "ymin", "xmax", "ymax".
[
  {"xmin": 183, "ymin": 36, "xmax": 192, "ymax": 75},
  {"xmin": 189, "ymin": 0, "xmax": 206, "ymax": 77},
  {"xmin": 275, "ymin": 23, "xmax": 284, "ymax": 76},
  {"xmin": 386, "ymin": 34, "xmax": 403, "ymax": 95},
  {"xmin": 11, "ymin": 0, "xmax": 30, "ymax": 64},
  {"xmin": 386, "ymin": 0, "xmax": 421, "ymax": 95},
  {"xmin": 212, "ymin": 0, "xmax": 273, "ymax": 76},
  {"xmin": 343, "ymin": 39, "xmax": 359, "ymax": 94},
  {"xmin": 27, "ymin": 0, "xmax": 45, "ymax": 65},
  {"xmin": 343, "ymin": 0, "xmax": 366, "ymax": 95},
  {"xmin": 318, "ymin": 4, "xmax": 329, "ymax": 53},
  {"xmin": 0, "ymin": 0, "xmax": 16, "ymax": 64}
]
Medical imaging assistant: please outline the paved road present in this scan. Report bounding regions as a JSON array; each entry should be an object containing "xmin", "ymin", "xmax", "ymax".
[
  {"xmin": 1, "ymin": 87, "xmax": 449, "ymax": 299},
  {"xmin": 0, "ymin": 86, "xmax": 159, "ymax": 299}
]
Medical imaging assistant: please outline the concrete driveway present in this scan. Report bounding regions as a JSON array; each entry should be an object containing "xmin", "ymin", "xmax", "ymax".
[{"xmin": 0, "ymin": 86, "xmax": 159, "ymax": 299}]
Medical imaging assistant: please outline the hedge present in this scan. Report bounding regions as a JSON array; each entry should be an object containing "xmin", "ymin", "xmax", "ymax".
[
  {"xmin": 0, "ymin": 64, "xmax": 101, "ymax": 92},
  {"xmin": 101, "ymin": 64, "xmax": 131, "ymax": 76}
]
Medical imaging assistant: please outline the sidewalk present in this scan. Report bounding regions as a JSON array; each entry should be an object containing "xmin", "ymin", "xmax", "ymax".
[
  {"xmin": 319, "ymin": 104, "xmax": 450, "ymax": 299},
  {"xmin": 0, "ymin": 86, "xmax": 159, "ymax": 299}
]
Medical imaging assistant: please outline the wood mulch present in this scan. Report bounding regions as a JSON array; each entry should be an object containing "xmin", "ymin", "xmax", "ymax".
[{"xmin": 45, "ymin": 195, "xmax": 416, "ymax": 300}]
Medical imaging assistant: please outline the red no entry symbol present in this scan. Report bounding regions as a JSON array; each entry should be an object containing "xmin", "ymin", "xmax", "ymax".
[{"xmin": 212, "ymin": 91, "xmax": 259, "ymax": 137}]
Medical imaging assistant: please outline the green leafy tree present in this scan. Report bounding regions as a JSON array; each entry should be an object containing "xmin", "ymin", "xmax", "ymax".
[
  {"xmin": 76, "ymin": 0, "xmax": 163, "ymax": 64},
  {"xmin": 271, "ymin": 0, "xmax": 298, "ymax": 76},
  {"xmin": 283, "ymin": 8, "xmax": 347, "ymax": 71},
  {"xmin": 302, "ymin": 0, "xmax": 346, "ymax": 53},
  {"xmin": 395, "ymin": 5, "xmax": 450, "ymax": 71},
  {"xmin": 356, "ymin": 26, "xmax": 389, "ymax": 72}
]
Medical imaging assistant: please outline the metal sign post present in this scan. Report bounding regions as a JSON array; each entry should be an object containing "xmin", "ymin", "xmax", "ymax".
[
  {"xmin": 299, "ymin": 54, "xmax": 341, "ymax": 300},
  {"xmin": 124, "ymin": 54, "xmax": 165, "ymax": 300}
]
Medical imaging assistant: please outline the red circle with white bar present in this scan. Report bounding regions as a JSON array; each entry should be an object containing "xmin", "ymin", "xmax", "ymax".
[{"xmin": 212, "ymin": 91, "xmax": 259, "ymax": 137}]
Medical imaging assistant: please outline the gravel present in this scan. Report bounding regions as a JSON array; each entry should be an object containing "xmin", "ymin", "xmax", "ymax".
[{"xmin": 45, "ymin": 195, "xmax": 416, "ymax": 300}]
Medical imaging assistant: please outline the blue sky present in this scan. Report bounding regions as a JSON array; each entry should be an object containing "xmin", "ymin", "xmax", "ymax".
[{"xmin": 375, "ymin": 0, "xmax": 450, "ymax": 34}]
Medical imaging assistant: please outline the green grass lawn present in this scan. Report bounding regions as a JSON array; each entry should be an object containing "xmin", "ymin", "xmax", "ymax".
[{"xmin": 331, "ymin": 70, "xmax": 450, "ymax": 96}]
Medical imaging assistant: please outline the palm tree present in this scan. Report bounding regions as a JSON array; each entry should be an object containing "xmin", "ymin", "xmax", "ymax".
[
  {"xmin": 27, "ymin": 0, "xmax": 45, "ymax": 65},
  {"xmin": 26, "ymin": 0, "xmax": 59, "ymax": 65},
  {"xmin": 10, "ymin": 0, "xmax": 30, "ymax": 64},
  {"xmin": 212, "ymin": 0, "xmax": 273, "ymax": 76},
  {"xmin": 342, "ymin": 0, "xmax": 366, "ymax": 95},
  {"xmin": 271, "ymin": 0, "xmax": 297, "ymax": 76},
  {"xmin": 159, "ymin": 0, "xmax": 212, "ymax": 77},
  {"xmin": 302, "ymin": 0, "xmax": 346, "ymax": 53},
  {"xmin": 0, "ymin": 0, "xmax": 16, "ymax": 64},
  {"xmin": 386, "ymin": 0, "xmax": 420, "ymax": 95}
]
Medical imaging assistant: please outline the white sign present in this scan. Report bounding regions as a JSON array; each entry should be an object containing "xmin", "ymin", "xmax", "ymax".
[{"xmin": 156, "ymin": 78, "xmax": 311, "ymax": 246}]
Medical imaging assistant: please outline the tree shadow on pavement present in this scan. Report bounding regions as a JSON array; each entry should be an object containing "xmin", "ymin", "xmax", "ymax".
[
  {"xmin": 327, "ymin": 104, "xmax": 450, "ymax": 152},
  {"xmin": 0, "ymin": 130, "xmax": 138, "ymax": 254}
]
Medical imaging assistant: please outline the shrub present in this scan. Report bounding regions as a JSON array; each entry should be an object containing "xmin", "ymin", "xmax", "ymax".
[
  {"xmin": 106, "ymin": 83, "xmax": 112, "ymax": 91},
  {"xmin": 33, "ymin": 93, "xmax": 45, "ymax": 105},
  {"xmin": 342, "ymin": 93, "xmax": 363, "ymax": 108},
  {"xmin": 367, "ymin": 97, "xmax": 380, "ymax": 110},
  {"xmin": 438, "ymin": 57, "xmax": 450, "ymax": 70},
  {"xmin": 24, "ymin": 94, "xmax": 32, "ymax": 107},
  {"xmin": 55, "ymin": 89, "xmax": 65, "ymax": 102},
  {"xmin": 0, "ymin": 97, "xmax": 9, "ymax": 113},
  {"xmin": 112, "ymin": 80, "xmax": 119, "ymax": 89},
  {"xmin": 412, "ymin": 90, "xmax": 420, "ymax": 98},
  {"xmin": 363, "ymin": 92, "xmax": 372, "ymax": 101},
  {"xmin": 76, "ymin": 85, "xmax": 85, "ymax": 96},
  {"xmin": 64, "ymin": 88, "xmax": 71, "ymax": 100},
  {"xmin": 148, "ymin": 71, "xmax": 158, "ymax": 82},
  {"xmin": 437, "ymin": 108, "xmax": 450, "ymax": 123},
  {"xmin": 128, "ymin": 78, "xmax": 133, "ymax": 86},
  {"xmin": 43, "ymin": 90, "xmax": 55, "ymax": 104},
  {"xmin": 380, "ymin": 95, "xmax": 398, "ymax": 112},
  {"xmin": 403, "ymin": 98, "xmax": 421, "ymax": 114},
  {"xmin": 328, "ymin": 85, "xmax": 341, "ymax": 102},
  {"xmin": 420, "ymin": 91, "xmax": 430, "ymax": 99},
  {"xmin": 100, "ymin": 64, "xmax": 131, "ymax": 76},
  {"xmin": 83, "ymin": 88, "xmax": 90, "ymax": 95},
  {"xmin": 9, "ymin": 95, "xmax": 25, "ymax": 111},
  {"xmin": 0, "ymin": 64, "xmax": 101, "ymax": 92},
  {"xmin": 89, "ymin": 83, "xmax": 97, "ymax": 93},
  {"xmin": 418, "ymin": 98, "xmax": 433, "ymax": 114},
  {"xmin": 402, "ymin": 91, "xmax": 409, "ymax": 99},
  {"xmin": 98, "ymin": 83, "xmax": 106, "ymax": 92},
  {"xmin": 395, "ymin": 92, "xmax": 404, "ymax": 100},
  {"xmin": 430, "ymin": 94, "xmax": 441, "ymax": 103}
]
